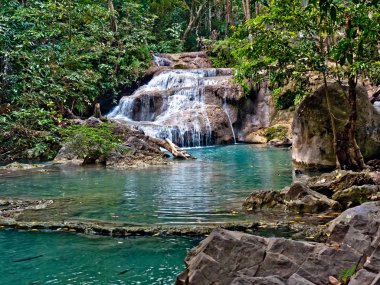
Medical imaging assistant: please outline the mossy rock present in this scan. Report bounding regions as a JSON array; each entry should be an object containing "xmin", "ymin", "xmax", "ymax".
[{"xmin": 262, "ymin": 125, "xmax": 289, "ymax": 142}]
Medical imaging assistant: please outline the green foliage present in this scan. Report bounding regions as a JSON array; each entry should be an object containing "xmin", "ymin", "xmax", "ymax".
[
  {"xmin": 273, "ymin": 88, "xmax": 307, "ymax": 110},
  {"xmin": 62, "ymin": 122, "xmax": 123, "ymax": 163},
  {"xmin": 0, "ymin": 108, "xmax": 61, "ymax": 160},
  {"xmin": 204, "ymin": 39, "xmax": 237, "ymax": 68},
  {"xmin": 225, "ymin": 0, "xmax": 380, "ymax": 108},
  {"xmin": 262, "ymin": 125, "xmax": 288, "ymax": 142},
  {"xmin": 338, "ymin": 265, "xmax": 357, "ymax": 284},
  {"xmin": 0, "ymin": 0, "xmax": 153, "ymax": 115}
]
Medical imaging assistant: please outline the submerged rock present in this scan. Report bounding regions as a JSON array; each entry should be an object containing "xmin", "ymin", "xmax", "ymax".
[
  {"xmin": 292, "ymin": 83, "xmax": 380, "ymax": 169},
  {"xmin": 244, "ymin": 182, "xmax": 341, "ymax": 214},
  {"xmin": 177, "ymin": 201, "xmax": 380, "ymax": 285}
]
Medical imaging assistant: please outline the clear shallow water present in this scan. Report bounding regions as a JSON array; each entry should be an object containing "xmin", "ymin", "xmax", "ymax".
[
  {"xmin": 0, "ymin": 145, "xmax": 292, "ymax": 225},
  {"xmin": 0, "ymin": 229, "xmax": 199, "ymax": 285}
]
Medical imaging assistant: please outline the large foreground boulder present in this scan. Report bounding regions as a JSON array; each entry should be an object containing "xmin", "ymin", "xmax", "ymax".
[
  {"xmin": 292, "ymin": 83, "xmax": 380, "ymax": 169},
  {"xmin": 177, "ymin": 202, "xmax": 380, "ymax": 285}
]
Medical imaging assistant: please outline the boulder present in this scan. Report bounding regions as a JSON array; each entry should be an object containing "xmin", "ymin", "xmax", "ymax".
[
  {"xmin": 306, "ymin": 170, "xmax": 376, "ymax": 197},
  {"xmin": 54, "ymin": 119, "xmax": 168, "ymax": 168},
  {"xmin": 177, "ymin": 201, "xmax": 380, "ymax": 285},
  {"xmin": 243, "ymin": 182, "xmax": 341, "ymax": 214},
  {"xmin": 153, "ymin": 51, "xmax": 213, "ymax": 69},
  {"xmin": 292, "ymin": 83, "xmax": 380, "ymax": 169},
  {"xmin": 332, "ymin": 185, "xmax": 380, "ymax": 209}
]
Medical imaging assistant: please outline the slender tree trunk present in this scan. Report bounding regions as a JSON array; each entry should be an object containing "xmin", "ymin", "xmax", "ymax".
[
  {"xmin": 108, "ymin": 0, "xmax": 118, "ymax": 33},
  {"xmin": 182, "ymin": 0, "xmax": 208, "ymax": 43},
  {"xmin": 225, "ymin": 0, "xmax": 233, "ymax": 36},
  {"xmin": 241, "ymin": 0, "xmax": 252, "ymax": 41},
  {"xmin": 334, "ymin": 13, "xmax": 365, "ymax": 170},
  {"xmin": 323, "ymin": 74, "xmax": 340, "ymax": 169}
]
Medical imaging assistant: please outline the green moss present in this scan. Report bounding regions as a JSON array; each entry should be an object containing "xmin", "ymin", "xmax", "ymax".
[{"xmin": 262, "ymin": 125, "xmax": 288, "ymax": 141}]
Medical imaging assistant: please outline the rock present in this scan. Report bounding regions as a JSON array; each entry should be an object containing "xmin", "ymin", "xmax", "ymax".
[
  {"xmin": 54, "ymin": 120, "xmax": 169, "ymax": 168},
  {"xmin": 292, "ymin": 83, "xmax": 380, "ymax": 169},
  {"xmin": 0, "ymin": 162, "xmax": 46, "ymax": 170},
  {"xmin": 177, "ymin": 202, "xmax": 380, "ymax": 285},
  {"xmin": 243, "ymin": 182, "xmax": 341, "ymax": 214},
  {"xmin": 269, "ymin": 137, "xmax": 292, "ymax": 147},
  {"xmin": 243, "ymin": 130, "xmax": 268, "ymax": 144},
  {"xmin": 153, "ymin": 51, "xmax": 213, "ymax": 69},
  {"xmin": 306, "ymin": 170, "xmax": 375, "ymax": 197},
  {"xmin": 367, "ymin": 159, "xmax": 380, "ymax": 171},
  {"xmin": 239, "ymin": 81, "xmax": 275, "ymax": 143},
  {"xmin": 332, "ymin": 185, "xmax": 380, "ymax": 209}
]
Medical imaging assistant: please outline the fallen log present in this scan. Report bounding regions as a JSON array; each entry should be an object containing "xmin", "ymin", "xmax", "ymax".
[{"xmin": 148, "ymin": 137, "xmax": 196, "ymax": 160}]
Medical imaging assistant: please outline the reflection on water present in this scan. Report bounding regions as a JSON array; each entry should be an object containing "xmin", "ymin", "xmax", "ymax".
[
  {"xmin": 0, "ymin": 230, "xmax": 199, "ymax": 285},
  {"xmin": 0, "ymin": 145, "xmax": 292, "ymax": 225}
]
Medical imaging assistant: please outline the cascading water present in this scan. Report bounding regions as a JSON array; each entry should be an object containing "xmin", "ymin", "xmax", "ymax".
[
  {"xmin": 222, "ymin": 97, "xmax": 237, "ymax": 144},
  {"xmin": 108, "ymin": 57, "xmax": 233, "ymax": 147}
]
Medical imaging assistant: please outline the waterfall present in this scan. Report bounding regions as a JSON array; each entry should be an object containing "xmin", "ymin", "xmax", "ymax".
[
  {"xmin": 222, "ymin": 97, "xmax": 237, "ymax": 144},
  {"xmin": 108, "ymin": 68, "xmax": 232, "ymax": 147}
]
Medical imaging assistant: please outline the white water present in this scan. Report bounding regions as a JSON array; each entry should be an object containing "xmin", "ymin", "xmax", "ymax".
[
  {"xmin": 108, "ymin": 57, "xmax": 232, "ymax": 147},
  {"xmin": 223, "ymin": 98, "xmax": 237, "ymax": 144}
]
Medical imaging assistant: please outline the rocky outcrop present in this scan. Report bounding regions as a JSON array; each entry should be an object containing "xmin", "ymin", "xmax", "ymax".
[
  {"xmin": 238, "ymin": 81, "xmax": 275, "ymax": 143},
  {"xmin": 292, "ymin": 83, "xmax": 380, "ymax": 169},
  {"xmin": 153, "ymin": 51, "xmax": 213, "ymax": 69},
  {"xmin": 0, "ymin": 162, "xmax": 46, "ymax": 170},
  {"xmin": 177, "ymin": 201, "xmax": 380, "ymax": 285},
  {"xmin": 306, "ymin": 170, "xmax": 376, "ymax": 197},
  {"xmin": 332, "ymin": 185, "xmax": 380, "ymax": 209},
  {"xmin": 109, "ymin": 53, "xmax": 275, "ymax": 146},
  {"xmin": 54, "ymin": 118, "xmax": 172, "ymax": 168},
  {"xmin": 243, "ymin": 182, "xmax": 341, "ymax": 214}
]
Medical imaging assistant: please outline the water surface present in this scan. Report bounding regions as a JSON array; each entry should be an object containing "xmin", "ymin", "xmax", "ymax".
[
  {"xmin": 0, "ymin": 229, "xmax": 199, "ymax": 285},
  {"xmin": 0, "ymin": 145, "xmax": 292, "ymax": 225}
]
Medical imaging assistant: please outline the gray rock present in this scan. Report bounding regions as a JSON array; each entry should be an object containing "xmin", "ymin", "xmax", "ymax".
[
  {"xmin": 306, "ymin": 170, "xmax": 375, "ymax": 197},
  {"xmin": 177, "ymin": 202, "xmax": 380, "ymax": 285},
  {"xmin": 243, "ymin": 182, "xmax": 340, "ymax": 213},
  {"xmin": 332, "ymin": 185, "xmax": 380, "ymax": 209},
  {"xmin": 292, "ymin": 83, "xmax": 380, "ymax": 169}
]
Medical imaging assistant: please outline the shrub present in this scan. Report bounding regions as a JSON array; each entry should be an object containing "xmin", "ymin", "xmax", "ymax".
[
  {"xmin": 0, "ymin": 108, "xmax": 61, "ymax": 161},
  {"xmin": 61, "ymin": 122, "xmax": 123, "ymax": 164}
]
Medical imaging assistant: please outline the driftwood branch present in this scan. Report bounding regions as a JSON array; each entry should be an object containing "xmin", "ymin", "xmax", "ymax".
[{"xmin": 149, "ymin": 137, "xmax": 196, "ymax": 160}]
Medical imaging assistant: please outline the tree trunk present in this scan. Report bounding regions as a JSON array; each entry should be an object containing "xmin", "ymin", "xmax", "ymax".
[
  {"xmin": 333, "ymin": 13, "xmax": 365, "ymax": 171},
  {"xmin": 241, "ymin": 0, "xmax": 252, "ymax": 41},
  {"xmin": 225, "ymin": 0, "xmax": 233, "ymax": 36},
  {"xmin": 182, "ymin": 0, "xmax": 208, "ymax": 43},
  {"xmin": 323, "ymin": 75, "xmax": 340, "ymax": 169},
  {"xmin": 93, "ymin": 103, "xmax": 101, "ymax": 118},
  {"xmin": 335, "ymin": 77, "xmax": 365, "ymax": 170},
  {"xmin": 108, "ymin": 0, "xmax": 118, "ymax": 33}
]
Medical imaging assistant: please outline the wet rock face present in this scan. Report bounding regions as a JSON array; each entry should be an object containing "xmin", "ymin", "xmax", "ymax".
[
  {"xmin": 176, "ymin": 202, "xmax": 380, "ymax": 285},
  {"xmin": 238, "ymin": 81, "xmax": 275, "ymax": 143},
  {"xmin": 243, "ymin": 182, "xmax": 341, "ymax": 214},
  {"xmin": 109, "ymin": 52, "xmax": 274, "ymax": 146},
  {"xmin": 292, "ymin": 83, "xmax": 380, "ymax": 169}
]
